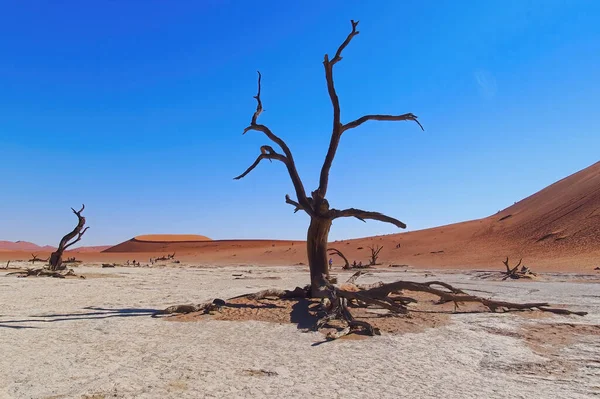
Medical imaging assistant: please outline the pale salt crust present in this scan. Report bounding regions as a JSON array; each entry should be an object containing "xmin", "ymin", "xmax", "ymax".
[{"xmin": 1, "ymin": 264, "xmax": 599, "ymax": 399}]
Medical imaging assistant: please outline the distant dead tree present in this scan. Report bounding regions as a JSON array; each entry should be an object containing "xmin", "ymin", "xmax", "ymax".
[
  {"xmin": 502, "ymin": 257, "xmax": 536, "ymax": 280},
  {"xmin": 62, "ymin": 256, "xmax": 82, "ymax": 265},
  {"xmin": 368, "ymin": 245, "xmax": 383, "ymax": 266},
  {"xmin": 3, "ymin": 260, "xmax": 10, "ymax": 269},
  {"xmin": 49, "ymin": 205, "xmax": 89, "ymax": 271},
  {"xmin": 29, "ymin": 254, "xmax": 48, "ymax": 265},
  {"xmin": 162, "ymin": 20, "xmax": 586, "ymax": 339},
  {"xmin": 155, "ymin": 253, "xmax": 176, "ymax": 262},
  {"xmin": 328, "ymin": 248, "xmax": 350, "ymax": 270}
]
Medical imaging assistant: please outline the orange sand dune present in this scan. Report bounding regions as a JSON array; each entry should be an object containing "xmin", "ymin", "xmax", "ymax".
[
  {"xmin": 0, "ymin": 241, "xmax": 55, "ymax": 252},
  {"xmin": 134, "ymin": 234, "xmax": 212, "ymax": 242},
  {"xmin": 69, "ymin": 245, "xmax": 113, "ymax": 253},
  {"xmin": 2, "ymin": 162, "xmax": 599, "ymax": 272},
  {"xmin": 98, "ymin": 161, "xmax": 600, "ymax": 271}
]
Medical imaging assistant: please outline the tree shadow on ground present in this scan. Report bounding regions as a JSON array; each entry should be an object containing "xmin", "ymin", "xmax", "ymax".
[
  {"xmin": 0, "ymin": 323, "xmax": 39, "ymax": 329},
  {"xmin": 290, "ymin": 298, "xmax": 319, "ymax": 330},
  {"xmin": 0, "ymin": 306, "xmax": 158, "ymax": 326}
]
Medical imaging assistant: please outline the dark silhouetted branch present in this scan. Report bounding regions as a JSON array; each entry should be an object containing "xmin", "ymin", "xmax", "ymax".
[
  {"xmin": 342, "ymin": 113, "xmax": 424, "ymax": 133},
  {"xmin": 330, "ymin": 208, "xmax": 406, "ymax": 229},
  {"xmin": 239, "ymin": 71, "xmax": 313, "ymax": 214}
]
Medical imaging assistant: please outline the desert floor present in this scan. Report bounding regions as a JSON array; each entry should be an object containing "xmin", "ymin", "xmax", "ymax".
[{"xmin": 1, "ymin": 264, "xmax": 599, "ymax": 399}]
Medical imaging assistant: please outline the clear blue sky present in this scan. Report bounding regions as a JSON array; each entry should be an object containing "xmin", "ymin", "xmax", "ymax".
[{"xmin": 1, "ymin": 0, "xmax": 599, "ymax": 246}]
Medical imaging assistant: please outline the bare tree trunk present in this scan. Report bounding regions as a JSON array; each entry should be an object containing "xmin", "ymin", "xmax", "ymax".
[
  {"xmin": 49, "ymin": 252, "xmax": 63, "ymax": 271},
  {"xmin": 307, "ymin": 216, "xmax": 332, "ymax": 296}
]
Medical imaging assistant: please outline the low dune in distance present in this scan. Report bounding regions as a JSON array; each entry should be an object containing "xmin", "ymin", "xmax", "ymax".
[{"xmin": 134, "ymin": 234, "xmax": 212, "ymax": 242}]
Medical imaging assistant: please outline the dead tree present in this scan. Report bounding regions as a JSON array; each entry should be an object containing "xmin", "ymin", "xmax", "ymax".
[
  {"xmin": 49, "ymin": 205, "xmax": 89, "ymax": 271},
  {"xmin": 368, "ymin": 245, "xmax": 383, "ymax": 266},
  {"xmin": 235, "ymin": 20, "xmax": 421, "ymax": 296},
  {"xmin": 155, "ymin": 253, "xmax": 176, "ymax": 262},
  {"xmin": 164, "ymin": 20, "xmax": 586, "ymax": 339},
  {"xmin": 29, "ymin": 254, "xmax": 48, "ymax": 265},
  {"xmin": 328, "ymin": 248, "xmax": 350, "ymax": 269},
  {"xmin": 502, "ymin": 257, "xmax": 536, "ymax": 280}
]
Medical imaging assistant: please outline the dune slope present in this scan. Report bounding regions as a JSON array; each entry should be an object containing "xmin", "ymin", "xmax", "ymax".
[{"xmin": 93, "ymin": 161, "xmax": 600, "ymax": 270}]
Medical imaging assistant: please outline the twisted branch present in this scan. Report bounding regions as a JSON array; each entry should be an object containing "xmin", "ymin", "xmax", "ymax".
[{"xmin": 57, "ymin": 205, "xmax": 88, "ymax": 251}]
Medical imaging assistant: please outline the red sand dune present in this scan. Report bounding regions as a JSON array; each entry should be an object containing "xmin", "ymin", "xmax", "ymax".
[
  {"xmin": 2, "ymin": 162, "xmax": 599, "ymax": 271},
  {"xmin": 94, "ymin": 161, "xmax": 600, "ymax": 271},
  {"xmin": 134, "ymin": 234, "xmax": 212, "ymax": 242},
  {"xmin": 0, "ymin": 241, "xmax": 55, "ymax": 252},
  {"xmin": 69, "ymin": 245, "xmax": 113, "ymax": 253}
]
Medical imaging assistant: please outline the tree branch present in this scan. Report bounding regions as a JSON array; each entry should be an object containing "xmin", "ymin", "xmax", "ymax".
[
  {"xmin": 330, "ymin": 208, "xmax": 406, "ymax": 229},
  {"xmin": 317, "ymin": 20, "xmax": 423, "ymax": 200},
  {"xmin": 57, "ymin": 204, "xmax": 88, "ymax": 251},
  {"xmin": 63, "ymin": 227, "xmax": 90, "ymax": 250},
  {"xmin": 240, "ymin": 71, "xmax": 312, "ymax": 212},
  {"xmin": 285, "ymin": 194, "xmax": 304, "ymax": 213},
  {"xmin": 317, "ymin": 20, "xmax": 360, "ymax": 200},
  {"xmin": 234, "ymin": 150, "xmax": 287, "ymax": 180},
  {"xmin": 342, "ymin": 113, "xmax": 424, "ymax": 132}
]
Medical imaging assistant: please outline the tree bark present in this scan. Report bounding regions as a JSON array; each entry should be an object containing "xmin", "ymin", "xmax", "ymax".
[
  {"xmin": 307, "ymin": 216, "xmax": 332, "ymax": 296},
  {"xmin": 49, "ymin": 252, "xmax": 63, "ymax": 271}
]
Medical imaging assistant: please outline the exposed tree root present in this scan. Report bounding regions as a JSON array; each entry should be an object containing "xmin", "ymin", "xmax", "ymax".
[
  {"xmin": 6, "ymin": 267, "xmax": 84, "ymax": 279},
  {"xmin": 157, "ymin": 274, "xmax": 586, "ymax": 340}
]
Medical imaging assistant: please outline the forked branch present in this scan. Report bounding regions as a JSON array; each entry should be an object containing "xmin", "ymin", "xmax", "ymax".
[
  {"xmin": 234, "ymin": 147, "xmax": 287, "ymax": 180},
  {"xmin": 501, "ymin": 257, "xmax": 535, "ymax": 280}
]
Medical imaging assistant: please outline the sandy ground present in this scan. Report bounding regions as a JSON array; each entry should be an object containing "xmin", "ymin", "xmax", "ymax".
[{"xmin": 1, "ymin": 263, "xmax": 599, "ymax": 399}]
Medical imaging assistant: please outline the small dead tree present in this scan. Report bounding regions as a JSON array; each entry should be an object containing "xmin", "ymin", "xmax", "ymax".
[
  {"xmin": 328, "ymin": 248, "xmax": 350, "ymax": 270},
  {"xmin": 155, "ymin": 253, "xmax": 176, "ymax": 262},
  {"xmin": 29, "ymin": 254, "xmax": 48, "ymax": 265},
  {"xmin": 163, "ymin": 20, "xmax": 586, "ymax": 339},
  {"xmin": 49, "ymin": 205, "xmax": 89, "ymax": 271},
  {"xmin": 368, "ymin": 245, "xmax": 383, "ymax": 266},
  {"xmin": 502, "ymin": 257, "xmax": 536, "ymax": 280}
]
